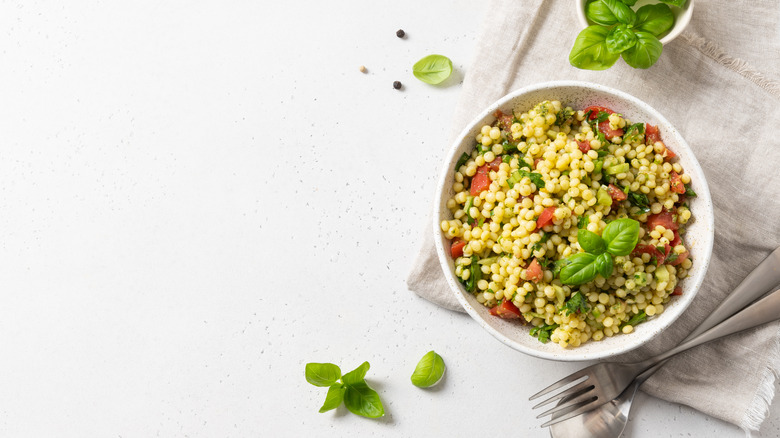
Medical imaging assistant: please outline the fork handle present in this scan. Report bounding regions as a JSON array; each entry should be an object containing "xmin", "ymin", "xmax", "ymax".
[
  {"xmin": 638, "ymin": 286, "xmax": 780, "ymax": 369},
  {"xmin": 635, "ymin": 246, "xmax": 780, "ymax": 383}
]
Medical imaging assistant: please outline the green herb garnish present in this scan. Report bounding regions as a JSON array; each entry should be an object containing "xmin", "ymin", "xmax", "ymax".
[
  {"xmin": 306, "ymin": 362, "xmax": 384, "ymax": 418},
  {"xmin": 562, "ymin": 292, "xmax": 590, "ymax": 316},
  {"xmin": 530, "ymin": 323, "xmax": 559, "ymax": 344},
  {"xmin": 410, "ymin": 351, "xmax": 446, "ymax": 388},
  {"xmin": 559, "ymin": 218, "xmax": 639, "ymax": 285},
  {"xmin": 412, "ymin": 54, "xmax": 453, "ymax": 85}
]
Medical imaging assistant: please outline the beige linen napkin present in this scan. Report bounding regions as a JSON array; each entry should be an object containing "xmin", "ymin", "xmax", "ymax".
[{"xmin": 407, "ymin": 0, "xmax": 780, "ymax": 432}]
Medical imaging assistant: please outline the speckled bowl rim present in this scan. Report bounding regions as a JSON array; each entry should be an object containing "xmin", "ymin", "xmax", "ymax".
[{"xmin": 432, "ymin": 80, "xmax": 714, "ymax": 362}]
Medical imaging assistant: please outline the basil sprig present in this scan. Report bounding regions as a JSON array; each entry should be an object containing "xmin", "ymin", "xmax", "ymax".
[
  {"xmin": 411, "ymin": 351, "xmax": 446, "ymax": 388},
  {"xmin": 559, "ymin": 218, "xmax": 640, "ymax": 285},
  {"xmin": 571, "ymin": 0, "xmax": 678, "ymax": 71},
  {"xmin": 305, "ymin": 361, "xmax": 385, "ymax": 418}
]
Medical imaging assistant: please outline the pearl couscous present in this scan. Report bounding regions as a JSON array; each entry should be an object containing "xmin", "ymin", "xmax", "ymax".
[{"xmin": 442, "ymin": 100, "xmax": 695, "ymax": 348}]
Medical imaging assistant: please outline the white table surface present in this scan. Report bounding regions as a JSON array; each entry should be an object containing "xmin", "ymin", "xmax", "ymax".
[{"xmin": 0, "ymin": 1, "xmax": 777, "ymax": 437}]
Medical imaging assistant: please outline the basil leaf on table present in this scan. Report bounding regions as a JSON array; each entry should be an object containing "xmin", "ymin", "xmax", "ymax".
[
  {"xmin": 595, "ymin": 252, "xmax": 614, "ymax": 278},
  {"xmin": 606, "ymin": 24, "xmax": 638, "ymax": 54},
  {"xmin": 319, "ymin": 384, "xmax": 346, "ymax": 413},
  {"xmin": 411, "ymin": 350, "xmax": 446, "ymax": 388},
  {"xmin": 586, "ymin": 0, "xmax": 618, "ymax": 26},
  {"xmin": 569, "ymin": 26, "xmax": 621, "ymax": 71},
  {"xmin": 602, "ymin": 218, "xmax": 641, "ymax": 256},
  {"xmin": 341, "ymin": 361, "xmax": 370, "ymax": 385},
  {"xmin": 343, "ymin": 381, "xmax": 385, "ymax": 418},
  {"xmin": 412, "ymin": 54, "xmax": 453, "ymax": 85},
  {"xmin": 305, "ymin": 363, "xmax": 342, "ymax": 387},
  {"xmin": 622, "ymin": 31, "xmax": 663, "ymax": 69},
  {"xmin": 560, "ymin": 252, "xmax": 599, "ymax": 285},
  {"xmin": 635, "ymin": 3, "xmax": 675, "ymax": 37},
  {"xmin": 578, "ymin": 229, "xmax": 606, "ymax": 255},
  {"xmin": 659, "ymin": 0, "xmax": 687, "ymax": 7},
  {"xmin": 601, "ymin": 0, "xmax": 636, "ymax": 26}
]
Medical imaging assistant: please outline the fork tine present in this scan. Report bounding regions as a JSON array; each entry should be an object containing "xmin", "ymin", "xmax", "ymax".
[
  {"xmin": 535, "ymin": 388, "xmax": 597, "ymax": 418},
  {"xmin": 532, "ymin": 379, "xmax": 595, "ymax": 409},
  {"xmin": 540, "ymin": 399, "xmax": 601, "ymax": 428},
  {"xmin": 528, "ymin": 368, "xmax": 591, "ymax": 401}
]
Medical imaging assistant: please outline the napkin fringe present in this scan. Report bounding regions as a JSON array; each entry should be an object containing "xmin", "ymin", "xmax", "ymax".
[
  {"xmin": 681, "ymin": 31, "xmax": 780, "ymax": 100},
  {"xmin": 739, "ymin": 324, "xmax": 780, "ymax": 435}
]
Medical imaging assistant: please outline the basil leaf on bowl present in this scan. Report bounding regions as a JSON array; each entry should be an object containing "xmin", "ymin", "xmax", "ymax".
[
  {"xmin": 305, "ymin": 363, "xmax": 342, "ymax": 387},
  {"xmin": 601, "ymin": 0, "xmax": 636, "ymax": 26},
  {"xmin": 595, "ymin": 252, "xmax": 614, "ymax": 278},
  {"xmin": 602, "ymin": 218, "xmax": 640, "ymax": 256},
  {"xmin": 343, "ymin": 381, "xmax": 385, "ymax": 418},
  {"xmin": 319, "ymin": 384, "xmax": 346, "ymax": 413},
  {"xmin": 622, "ymin": 31, "xmax": 663, "ymax": 69},
  {"xmin": 586, "ymin": 0, "xmax": 617, "ymax": 26},
  {"xmin": 577, "ymin": 229, "xmax": 606, "ymax": 254},
  {"xmin": 411, "ymin": 350, "xmax": 446, "ymax": 388},
  {"xmin": 635, "ymin": 3, "xmax": 675, "ymax": 37},
  {"xmin": 606, "ymin": 24, "xmax": 638, "ymax": 54},
  {"xmin": 413, "ymin": 54, "xmax": 453, "ymax": 85},
  {"xmin": 569, "ymin": 26, "xmax": 621, "ymax": 71},
  {"xmin": 560, "ymin": 252, "xmax": 599, "ymax": 285}
]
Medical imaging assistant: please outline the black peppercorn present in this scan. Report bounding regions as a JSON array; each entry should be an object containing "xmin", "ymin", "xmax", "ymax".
[
  {"xmin": 396, "ymin": 29, "xmax": 405, "ymax": 38},
  {"xmin": 393, "ymin": 81, "xmax": 402, "ymax": 90}
]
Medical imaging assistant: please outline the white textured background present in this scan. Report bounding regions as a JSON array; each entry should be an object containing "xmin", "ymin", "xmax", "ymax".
[{"xmin": 0, "ymin": 1, "xmax": 776, "ymax": 436}]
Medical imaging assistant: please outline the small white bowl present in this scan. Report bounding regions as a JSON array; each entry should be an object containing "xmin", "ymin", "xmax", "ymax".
[
  {"xmin": 433, "ymin": 81, "xmax": 714, "ymax": 361},
  {"xmin": 575, "ymin": 0, "xmax": 694, "ymax": 45}
]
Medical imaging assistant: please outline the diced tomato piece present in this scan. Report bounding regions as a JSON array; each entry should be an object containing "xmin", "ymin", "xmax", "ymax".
[
  {"xmin": 670, "ymin": 230, "xmax": 681, "ymax": 247},
  {"xmin": 577, "ymin": 140, "xmax": 591, "ymax": 153},
  {"xmin": 470, "ymin": 165, "xmax": 491, "ymax": 195},
  {"xmin": 535, "ymin": 206, "xmax": 556, "ymax": 230},
  {"xmin": 670, "ymin": 251, "xmax": 689, "ymax": 266},
  {"xmin": 526, "ymin": 258, "xmax": 544, "ymax": 283},
  {"xmin": 632, "ymin": 244, "xmax": 671, "ymax": 264},
  {"xmin": 607, "ymin": 184, "xmax": 627, "ymax": 202},
  {"xmin": 670, "ymin": 172, "xmax": 685, "ymax": 194},
  {"xmin": 583, "ymin": 106, "xmax": 615, "ymax": 119},
  {"xmin": 598, "ymin": 120, "xmax": 624, "ymax": 140},
  {"xmin": 493, "ymin": 109, "xmax": 514, "ymax": 131},
  {"xmin": 662, "ymin": 146, "xmax": 677, "ymax": 161},
  {"xmin": 533, "ymin": 158, "xmax": 543, "ymax": 169},
  {"xmin": 672, "ymin": 286, "xmax": 683, "ymax": 296},
  {"xmin": 489, "ymin": 305, "xmax": 499, "ymax": 316},
  {"xmin": 488, "ymin": 157, "xmax": 502, "ymax": 171},
  {"xmin": 450, "ymin": 239, "xmax": 466, "ymax": 258},
  {"xmin": 646, "ymin": 124, "xmax": 662, "ymax": 144},
  {"xmin": 493, "ymin": 300, "xmax": 524, "ymax": 320},
  {"xmin": 646, "ymin": 210, "xmax": 678, "ymax": 231}
]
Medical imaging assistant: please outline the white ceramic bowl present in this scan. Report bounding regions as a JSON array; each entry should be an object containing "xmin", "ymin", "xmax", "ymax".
[
  {"xmin": 433, "ymin": 81, "xmax": 714, "ymax": 361},
  {"xmin": 575, "ymin": 0, "xmax": 694, "ymax": 45}
]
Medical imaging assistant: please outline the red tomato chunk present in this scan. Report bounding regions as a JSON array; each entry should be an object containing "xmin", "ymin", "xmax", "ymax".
[
  {"xmin": 489, "ymin": 300, "xmax": 524, "ymax": 320},
  {"xmin": 450, "ymin": 239, "xmax": 466, "ymax": 258},
  {"xmin": 526, "ymin": 258, "xmax": 544, "ymax": 283},
  {"xmin": 607, "ymin": 184, "xmax": 627, "ymax": 202},
  {"xmin": 536, "ymin": 206, "xmax": 556, "ymax": 230},
  {"xmin": 646, "ymin": 210, "xmax": 678, "ymax": 231},
  {"xmin": 470, "ymin": 165, "xmax": 490, "ymax": 196}
]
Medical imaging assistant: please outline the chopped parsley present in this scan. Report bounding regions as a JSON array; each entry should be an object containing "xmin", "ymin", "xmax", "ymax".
[
  {"xmin": 622, "ymin": 123, "xmax": 645, "ymax": 144},
  {"xmin": 555, "ymin": 107, "xmax": 575, "ymax": 126},
  {"xmin": 621, "ymin": 311, "xmax": 647, "ymax": 329},
  {"xmin": 530, "ymin": 323, "xmax": 559, "ymax": 344},
  {"xmin": 627, "ymin": 192, "xmax": 651, "ymax": 214},
  {"xmin": 502, "ymin": 140, "xmax": 519, "ymax": 154},
  {"xmin": 684, "ymin": 185, "xmax": 697, "ymax": 198},
  {"xmin": 665, "ymin": 252, "xmax": 679, "ymax": 264},
  {"xmin": 455, "ymin": 152, "xmax": 470, "ymax": 170},
  {"xmin": 507, "ymin": 169, "xmax": 546, "ymax": 189},
  {"xmin": 561, "ymin": 292, "xmax": 589, "ymax": 316},
  {"xmin": 578, "ymin": 215, "xmax": 589, "ymax": 229},
  {"xmin": 463, "ymin": 257, "xmax": 482, "ymax": 293}
]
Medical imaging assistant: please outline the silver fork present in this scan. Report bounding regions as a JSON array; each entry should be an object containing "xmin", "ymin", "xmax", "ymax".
[{"xmin": 529, "ymin": 285, "xmax": 780, "ymax": 428}]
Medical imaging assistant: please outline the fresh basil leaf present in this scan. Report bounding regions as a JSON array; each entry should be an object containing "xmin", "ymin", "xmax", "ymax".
[
  {"xmin": 602, "ymin": 0, "xmax": 636, "ymax": 25},
  {"xmin": 553, "ymin": 258, "xmax": 572, "ymax": 278},
  {"xmin": 627, "ymin": 191, "xmax": 651, "ymax": 214},
  {"xmin": 586, "ymin": 0, "xmax": 618, "ymax": 26},
  {"xmin": 684, "ymin": 185, "xmax": 697, "ymax": 197},
  {"xmin": 562, "ymin": 292, "xmax": 590, "ymax": 316},
  {"xmin": 410, "ymin": 351, "xmax": 446, "ymax": 388},
  {"xmin": 455, "ymin": 152, "xmax": 470, "ymax": 171},
  {"xmin": 635, "ymin": 3, "xmax": 675, "ymax": 37},
  {"xmin": 530, "ymin": 323, "xmax": 559, "ymax": 343},
  {"xmin": 342, "ymin": 361, "xmax": 370, "ymax": 386},
  {"xmin": 569, "ymin": 26, "xmax": 621, "ymax": 71},
  {"xmin": 305, "ymin": 363, "xmax": 342, "ymax": 387},
  {"xmin": 560, "ymin": 252, "xmax": 599, "ymax": 285},
  {"xmin": 578, "ymin": 229, "xmax": 606, "ymax": 254},
  {"xmin": 603, "ymin": 218, "xmax": 641, "ymax": 256},
  {"xmin": 606, "ymin": 24, "xmax": 638, "ymax": 54},
  {"xmin": 659, "ymin": 0, "xmax": 687, "ymax": 7},
  {"xmin": 412, "ymin": 54, "xmax": 453, "ymax": 85},
  {"xmin": 343, "ymin": 381, "xmax": 385, "ymax": 418},
  {"xmin": 595, "ymin": 252, "xmax": 614, "ymax": 278},
  {"xmin": 622, "ymin": 31, "xmax": 663, "ymax": 69},
  {"xmin": 319, "ymin": 384, "xmax": 346, "ymax": 413}
]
